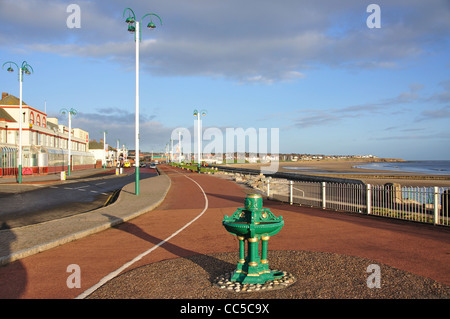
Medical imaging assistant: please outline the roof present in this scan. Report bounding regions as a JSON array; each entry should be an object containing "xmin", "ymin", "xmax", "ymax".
[
  {"xmin": 89, "ymin": 141, "xmax": 104, "ymax": 150},
  {"xmin": 89, "ymin": 140, "xmax": 116, "ymax": 151},
  {"xmin": 0, "ymin": 94, "xmax": 28, "ymax": 106},
  {"xmin": 0, "ymin": 108, "xmax": 16, "ymax": 122}
]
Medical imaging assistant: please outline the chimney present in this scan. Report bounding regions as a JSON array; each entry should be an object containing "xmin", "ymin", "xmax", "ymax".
[{"xmin": 2, "ymin": 92, "xmax": 8, "ymax": 100}]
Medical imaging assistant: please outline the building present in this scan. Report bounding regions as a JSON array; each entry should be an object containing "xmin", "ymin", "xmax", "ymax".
[
  {"xmin": 88, "ymin": 139, "xmax": 119, "ymax": 168},
  {"xmin": 0, "ymin": 92, "xmax": 95, "ymax": 176}
]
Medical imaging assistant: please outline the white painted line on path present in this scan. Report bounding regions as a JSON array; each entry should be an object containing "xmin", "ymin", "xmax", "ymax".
[{"xmin": 76, "ymin": 170, "xmax": 208, "ymax": 299}]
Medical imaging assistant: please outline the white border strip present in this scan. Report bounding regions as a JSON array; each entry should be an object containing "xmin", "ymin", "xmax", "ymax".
[{"xmin": 76, "ymin": 172, "xmax": 208, "ymax": 299}]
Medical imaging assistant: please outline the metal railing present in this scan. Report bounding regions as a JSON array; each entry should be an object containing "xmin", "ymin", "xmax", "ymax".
[
  {"xmin": 210, "ymin": 165, "xmax": 449, "ymax": 227},
  {"xmin": 266, "ymin": 179, "xmax": 449, "ymax": 226}
]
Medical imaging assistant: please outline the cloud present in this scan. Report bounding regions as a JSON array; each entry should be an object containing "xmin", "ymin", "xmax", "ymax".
[
  {"xmin": 2, "ymin": 0, "xmax": 450, "ymax": 83},
  {"xmin": 371, "ymin": 131, "xmax": 450, "ymax": 141},
  {"xmin": 414, "ymin": 81, "xmax": 450, "ymax": 121},
  {"xmin": 419, "ymin": 106, "xmax": 450, "ymax": 121},
  {"xmin": 293, "ymin": 110, "xmax": 339, "ymax": 128},
  {"xmin": 293, "ymin": 84, "xmax": 424, "ymax": 128},
  {"xmin": 425, "ymin": 80, "xmax": 450, "ymax": 104},
  {"xmin": 48, "ymin": 106, "xmax": 173, "ymax": 150}
]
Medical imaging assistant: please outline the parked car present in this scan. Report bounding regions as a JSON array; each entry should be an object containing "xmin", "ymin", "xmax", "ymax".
[
  {"xmin": 149, "ymin": 163, "xmax": 156, "ymax": 169},
  {"xmin": 140, "ymin": 162, "xmax": 146, "ymax": 168}
]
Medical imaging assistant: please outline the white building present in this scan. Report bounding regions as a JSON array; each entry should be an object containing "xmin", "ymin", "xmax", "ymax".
[{"xmin": 0, "ymin": 92, "xmax": 95, "ymax": 176}]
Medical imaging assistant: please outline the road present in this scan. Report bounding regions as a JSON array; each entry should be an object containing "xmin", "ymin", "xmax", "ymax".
[{"xmin": 0, "ymin": 167, "xmax": 157, "ymax": 229}]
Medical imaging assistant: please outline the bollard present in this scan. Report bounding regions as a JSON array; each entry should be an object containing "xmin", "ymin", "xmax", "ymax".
[{"xmin": 60, "ymin": 171, "xmax": 66, "ymax": 181}]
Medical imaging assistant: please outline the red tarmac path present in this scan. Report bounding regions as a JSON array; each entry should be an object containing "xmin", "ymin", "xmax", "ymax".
[{"xmin": 0, "ymin": 164, "xmax": 449, "ymax": 299}]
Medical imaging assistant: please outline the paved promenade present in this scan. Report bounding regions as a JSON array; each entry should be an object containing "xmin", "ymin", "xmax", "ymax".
[{"xmin": 0, "ymin": 165, "xmax": 448, "ymax": 300}]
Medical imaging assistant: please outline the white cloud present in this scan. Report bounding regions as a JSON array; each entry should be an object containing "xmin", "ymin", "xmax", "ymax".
[
  {"xmin": 49, "ymin": 106, "xmax": 174, "ymax": 151},
  {"xmin": 1, "ymin": 0, "xmax": 450, "ymax": 83},
  {"xmin": 292, "ymin": 84, "xmax": 426, "ymax": 129}
]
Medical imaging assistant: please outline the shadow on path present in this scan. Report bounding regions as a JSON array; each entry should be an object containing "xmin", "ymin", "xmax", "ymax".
[
  {"xmin": 102, "ymin": 214, "xmax": 235, "ymax": 282},
  {"xmin": 0, "ymin": 222, "xmax": 28, "ymax": 299}
]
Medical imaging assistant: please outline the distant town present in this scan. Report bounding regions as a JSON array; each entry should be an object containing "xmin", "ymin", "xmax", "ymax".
[{"xmin": 113, "ymin": 148, "xmax": 383, "ymax": 165}]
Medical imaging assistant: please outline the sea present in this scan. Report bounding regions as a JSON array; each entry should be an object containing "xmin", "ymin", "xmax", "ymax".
[
  {"xmin": 354, "ymin": 160, "xmax": 450, "ymax": 176},
  {"xmin": 283, "ymin": 160, "xmax": 450, "ymax": 175},
  {"xmin": 282, "ymin": 160, "xmax": 450, "ymax": 204}
]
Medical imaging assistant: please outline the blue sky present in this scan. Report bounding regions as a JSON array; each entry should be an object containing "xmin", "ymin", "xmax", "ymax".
[{"xmin": 1, "ymin": 0, "xmax": 449, "ymax": 160}]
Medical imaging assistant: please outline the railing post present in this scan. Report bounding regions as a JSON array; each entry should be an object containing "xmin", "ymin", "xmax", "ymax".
[
  {"xmin": 322, "ymin": 182, "xmax": 326, "ymax": 209},
  {"xmin": 367, "ymin": 184, "xmax": 372, "ymax": 215},
  {"xmin": 289, "ymin": 180, "xmax": 293, "ymax": 205},
  {"xmin": 434, "ymin": 187, "xmax": 440, "ymax": 225}
]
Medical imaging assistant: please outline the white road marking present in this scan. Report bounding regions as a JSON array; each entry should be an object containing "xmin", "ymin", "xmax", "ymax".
[{"xmin": 76, "ymin": 171, "xmax": 208, "ymax": 299}]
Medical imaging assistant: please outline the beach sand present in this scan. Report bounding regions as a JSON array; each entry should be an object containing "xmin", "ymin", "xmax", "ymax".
[{"xmin": 224, "ymin": 159, "xmax": 450, "ymax": 187}]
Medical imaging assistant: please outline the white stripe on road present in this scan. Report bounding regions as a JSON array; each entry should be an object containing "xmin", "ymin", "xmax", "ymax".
[
  {"xmin": 76, "ymin": 171, "xmax": 208, "ymax": 299},
  {"xmin": 75, "ymin": 185, "xmax": 90, "ymax": 189}
]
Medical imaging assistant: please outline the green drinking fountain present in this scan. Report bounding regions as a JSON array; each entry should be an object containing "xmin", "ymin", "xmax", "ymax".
[{"xmin": 222, "ymin": 193, "xmax": 285, "ymax": 284}]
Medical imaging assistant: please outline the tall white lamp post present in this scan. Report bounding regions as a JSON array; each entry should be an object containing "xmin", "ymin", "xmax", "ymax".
[
  {"xmin": 178, "ymin": 130, "xmax": 182, "ymax": 164},
  {"xmin": 2, "ymin": 61, "xmax": 33, "ymax": 183},
  {"xmin": 193, "ymin": 109, "xmax": 207, "ymax": 168},
  {"xmin": 124, "ymin": 7, "xmax": 162, "ymax": 195},
  {"xmin": 60, "ymin": 108, "xmax": 77, "ymax": 176},
  {"xmin": 102, "ymin": 130, "xmax": 108, "ymax": 169}
]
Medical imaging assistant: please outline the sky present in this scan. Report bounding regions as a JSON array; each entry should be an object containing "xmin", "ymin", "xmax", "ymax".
[{"xmin": 1, "ymin": 0, "xmax": 449, "ymax": 160}]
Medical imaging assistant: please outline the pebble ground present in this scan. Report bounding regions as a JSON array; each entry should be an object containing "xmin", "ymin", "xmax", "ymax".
[{"xmin": 87, "ymin": 250, "xmax": 449, "ymax": 299}]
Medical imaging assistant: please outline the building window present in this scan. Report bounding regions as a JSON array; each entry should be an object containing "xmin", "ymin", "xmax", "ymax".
[
  {"xmin": 36, "ymin": 115, "xmax": 41, "ymax": 127},
  {"xmin": 30, "ymin": 112, "xmax": 35, "ymax": 124}
]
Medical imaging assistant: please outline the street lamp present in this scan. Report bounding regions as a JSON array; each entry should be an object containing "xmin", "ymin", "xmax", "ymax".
[
  {"xmin": 193, "ymin": 109, "xmax": 207, "ymax": 169},
  {"xmin": 101, "ymin": 130, "xmax": 108, "ymax": 169},
  {"xmin": 123, "ymin": 7, "xmax": 162, "ymax": 195},
  {"xmin": 170, "ymin": 138, "xmax": 173, "ymax": 165},
  {"xmin": 2, "ymin": 61, "xmax": 34, "ymax": 183},
  {"xmin": 178, "ymin": 130, "xmax": 182, "ymax": 164},
  {"xmin": 60, "ymin": 108, "xmax": 77, "ymax": 176}
]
